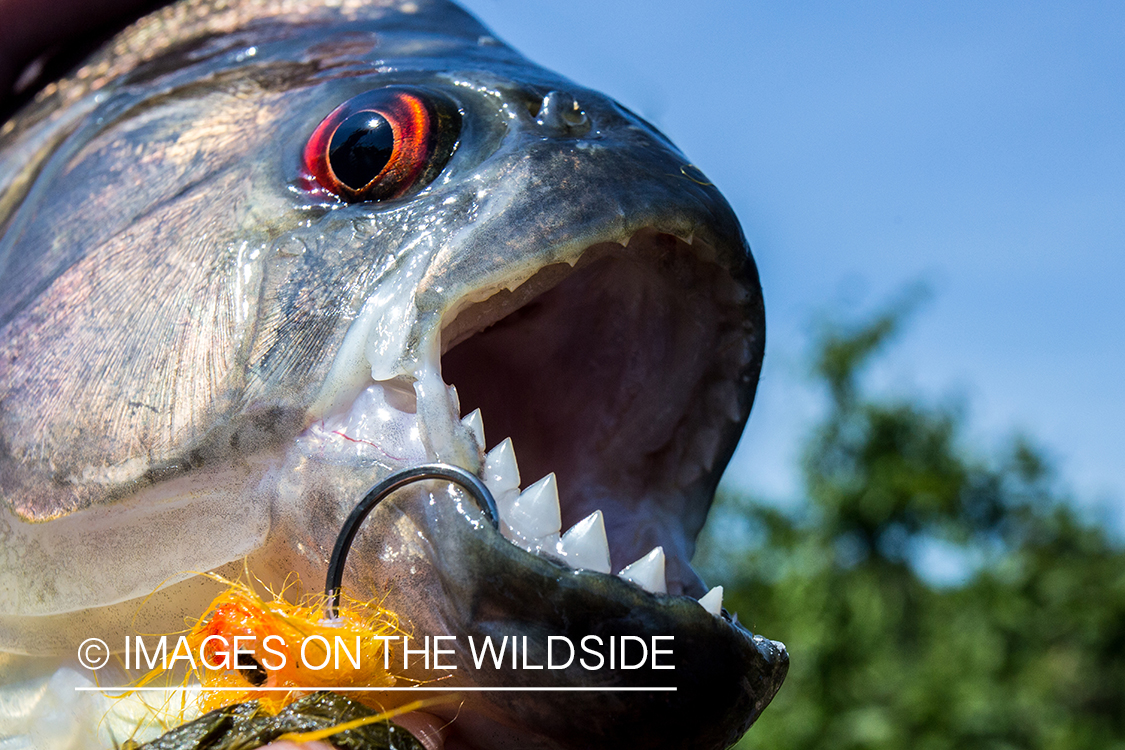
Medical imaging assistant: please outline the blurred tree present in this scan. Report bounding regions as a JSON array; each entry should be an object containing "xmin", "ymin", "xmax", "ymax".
[{"xmin": 697, "ymin": 301, "xmax": 1125, "ymax": 750}]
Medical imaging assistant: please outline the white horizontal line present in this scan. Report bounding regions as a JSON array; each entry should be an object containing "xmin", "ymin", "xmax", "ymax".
[{"xmin": 75, "ymin": 686, "xmax": 676, "ymax": 692}]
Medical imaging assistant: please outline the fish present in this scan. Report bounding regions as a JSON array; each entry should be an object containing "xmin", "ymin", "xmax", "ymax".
[{"xmin": 0, "ymin": 1, "xmax": 788, "ymax": 748}]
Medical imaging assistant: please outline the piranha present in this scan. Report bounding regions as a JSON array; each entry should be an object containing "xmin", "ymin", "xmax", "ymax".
[{"xmin": 0, "ymin": 0, "xmax": 788, "ymax": 748}]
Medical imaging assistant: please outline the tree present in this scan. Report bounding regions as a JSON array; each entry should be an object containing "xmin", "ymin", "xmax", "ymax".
[{"xmin": 697, "ymin": 303, "xmax": 1125, "ymax": 750}]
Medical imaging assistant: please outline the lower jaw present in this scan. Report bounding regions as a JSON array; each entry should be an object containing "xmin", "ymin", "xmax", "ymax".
[
  {"xmin": 248, "ymin": 406, "xmax": 784, "ymax": 749},
  {"xmin": 297, "ymin": 478, "xmax": 786, "ymax": 750}
]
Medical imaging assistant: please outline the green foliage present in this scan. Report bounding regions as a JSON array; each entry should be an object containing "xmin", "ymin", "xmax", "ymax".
[{"xmin": 697, "ymin": 303, "xmax": 1125, "ymax": 750}]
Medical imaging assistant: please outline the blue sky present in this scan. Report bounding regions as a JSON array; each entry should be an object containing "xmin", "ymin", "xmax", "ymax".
[{"xmin": 457, "ymin": 0, "xmax": 1125, "ymax": 521}]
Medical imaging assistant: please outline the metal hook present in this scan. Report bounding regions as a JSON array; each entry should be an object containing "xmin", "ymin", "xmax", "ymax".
[{"xmin": 323, "ymin": 463, "xmax": 500, "ymax": 619}]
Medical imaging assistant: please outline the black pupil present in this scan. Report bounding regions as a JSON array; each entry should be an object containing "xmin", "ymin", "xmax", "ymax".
[{"xmin": 329, "ymin": 111, "xmax": 394, "ymax": 190}]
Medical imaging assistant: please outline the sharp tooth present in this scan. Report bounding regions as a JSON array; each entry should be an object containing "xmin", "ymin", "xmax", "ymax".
[
  {"xmin": 556, "ymin": 510, "xmax": 611, "ymax": 574},
  {"xmin": 484, "ymin": 437, "xmax": 520, "ymax": 496},
  {"xmin": 506, "ymin": 473, "xmax": 561, "ymax": 541},
  {"xmin": 529, "ymin": 532, "xmax": 560, "ymax": 554},
  {"xmin": 698, "ymin": 585, "xmax": 724, "ymax": 616},
  {"xmin": 510, "ymin": 531, "xmax": 561, "ymax": 556},
  {"xmin": 448, "ymin": 384, "xmax": 461, "ymax": 413},
  {"xmin": 461, "ymin": 409, "xmax": 485, "ymax": 450},
  {"xmin": 617, "ymin": 547, "xmax": 667, "ymax": 594}
]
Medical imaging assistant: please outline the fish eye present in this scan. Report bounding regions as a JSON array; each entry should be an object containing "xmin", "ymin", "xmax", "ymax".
[{"xmin": 304, "ymin": 86, "xmax": 460, "ymax": 203}]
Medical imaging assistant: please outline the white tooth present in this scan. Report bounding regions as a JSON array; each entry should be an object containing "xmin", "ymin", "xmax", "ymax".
[
  {"xmin": 617, "ymin": 547, "xmax": 667, "ymax": 594},
  {"xmin": 528, "ymin": 532, "xmax": 560, "ymax": 555},
  {"xmin": 499, "ymin": 518, "xmax": 525, "ymax": 546},
  {"xmin": 511, "ymin": 531, "xmax": 561, "ymax": 556},
  {"xmin": 506, "ymin": 473, "xmax": 561, "ymax": 542},
  {"xmin": 556, "ymin": 510, "xmax": 611, "ymax": 574},
  {"xmin": 698, "ymin": 585, "xmax": 724, "ymax": 616},
  {"xmin": 448, "ymin": 384, "xmax": 460, "ymax": 413},
  {"xmin": 484, "ymin": 437, "xmax": 520, "ymax": 495},
  {"xmin": 461, "ymin": 409, "xmax": 485, "ymax": 450}
]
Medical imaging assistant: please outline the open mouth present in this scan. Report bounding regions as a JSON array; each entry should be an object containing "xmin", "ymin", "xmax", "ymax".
[
  {"xmin": 290, "ymin": 226, "xmax": 785, "ymax": 750},
  {"xmin": 441, "ymin": 229, "xmax": 750, "ymax": 601}
]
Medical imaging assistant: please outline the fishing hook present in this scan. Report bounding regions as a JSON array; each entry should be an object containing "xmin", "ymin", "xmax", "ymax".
[{"xmin": 324, "ymin": 463, "xmax": 500, "ymax": 619}]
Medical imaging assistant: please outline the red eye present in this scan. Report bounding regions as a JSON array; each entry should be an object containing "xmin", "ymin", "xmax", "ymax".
[{"xmin": 304, "ymin": 87, "xmax": 460, "ymax": 203}]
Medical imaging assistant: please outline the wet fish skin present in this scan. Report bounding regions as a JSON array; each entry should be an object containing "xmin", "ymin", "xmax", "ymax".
[
  {"xmin": 0, "ymin": 0, "xmax": 552, "ymax": 619},
  {"xmin": 1, "ymin": 0, "xmax": 503, "ymax": 523}
]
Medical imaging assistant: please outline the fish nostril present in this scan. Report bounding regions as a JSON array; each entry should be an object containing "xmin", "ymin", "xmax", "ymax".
[{"xmin": 535, "ymin": 90, "xmax": 590, "ymax": 135}]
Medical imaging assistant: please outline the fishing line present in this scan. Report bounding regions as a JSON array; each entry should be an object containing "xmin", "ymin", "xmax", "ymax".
[{"xmin": 325, "ymin": 463, "xmax": 500, "ymax": 619}]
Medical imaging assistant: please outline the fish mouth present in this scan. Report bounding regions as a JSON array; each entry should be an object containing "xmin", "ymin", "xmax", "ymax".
[
  {"xmin": 291, "ymin": 227, "xmax": 785, "ymax": 749},
  {"xmin": 441, "ymin": 229, "xmax": 749, "ymax": 599}
]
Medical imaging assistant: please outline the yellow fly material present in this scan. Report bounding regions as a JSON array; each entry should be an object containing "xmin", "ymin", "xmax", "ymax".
[{"xmin": 137, "ymin": 573, "xmax": 413, "ymax": 714}]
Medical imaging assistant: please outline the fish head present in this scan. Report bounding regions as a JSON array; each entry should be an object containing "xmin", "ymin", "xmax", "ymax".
[{"xmin": 0, "ymin": 1, "xmax": 786, "ymax": 748}]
